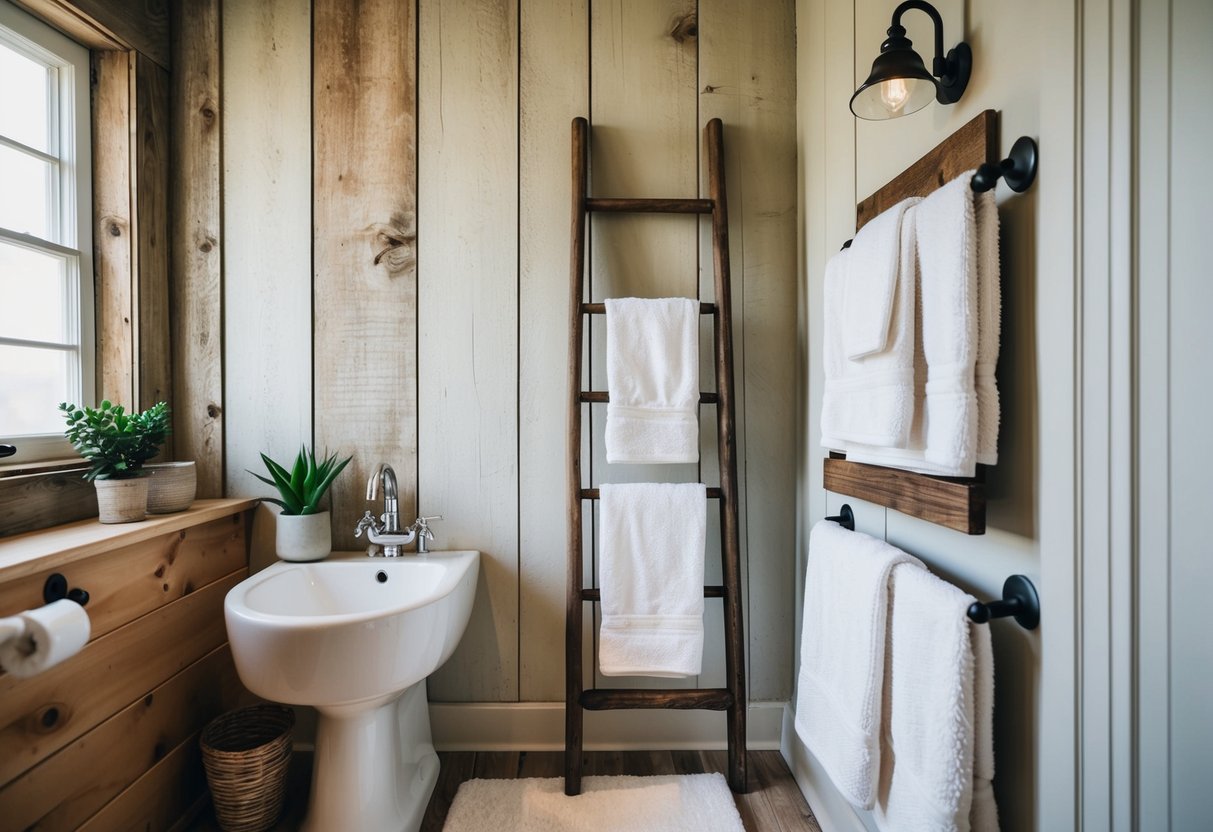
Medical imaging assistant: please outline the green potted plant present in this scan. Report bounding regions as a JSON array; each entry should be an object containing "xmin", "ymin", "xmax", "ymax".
[
  {"xmin": 60, "ymin": 400, "xmax": 171, "ymax": 523},
  {"xmin": 251, "ymin": 446, "xmax": 351, "ymax": 561}
]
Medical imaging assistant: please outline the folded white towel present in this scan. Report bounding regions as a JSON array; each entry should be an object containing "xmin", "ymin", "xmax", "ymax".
[
  {"xmin": 821, "ymin": 198, "xmax": 920, "ymax": 449},
  {"xmin": 874, "ymin": 564, "xmax": 999, "ymax": 832},
  {"xmin": 838, "ymin": 172, "xmax": 1000, "ymax": 478},
  {"xmin": 598, "ymin": 482, "xmax": 706, "ymax": 677},
  {"xmin": 794, "ymin": 519, "xmax": 925, "ymax": 810},
  {"xmin": 844, "ymin": 197, "xmax": 919, "ymax": 360},
  {"xmin": 605, "ymin": 298, "xmax": 700, "ymax": 464}
]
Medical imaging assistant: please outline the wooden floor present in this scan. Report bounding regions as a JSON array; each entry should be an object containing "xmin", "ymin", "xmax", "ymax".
[{"xmin": 189, "ymin": 750, "xmax": 821, "ymax": 832}]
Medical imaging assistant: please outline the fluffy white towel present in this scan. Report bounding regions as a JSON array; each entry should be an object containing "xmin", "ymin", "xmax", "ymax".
[
  {"xmin": 838, "ymin": 172, "xmax": 1000, "ymax": 478},
  {"xmin": 844, "ymin": 197, "xmax": 920, "ymax": 360},
  {"xmin": 794, "ymin": 519, "xmax": 925, "ymax": 810},
  {"xmin": 916, "ymin": 174, "xmax": 979, "ymax": 473},
  {"xmin": 874, "ymin": 564, "xmax": 999, "ymax": 832},
  {"xmin": 821, "ymin": 198, "xmax": 920, "ymax": 449},
  {"xmin": 605, "ymin": 298, "xmax": 700, "ymax": 464},
  {"xmin": 598, "ymin": 482, "xmax": 706, "ymax": 677}
]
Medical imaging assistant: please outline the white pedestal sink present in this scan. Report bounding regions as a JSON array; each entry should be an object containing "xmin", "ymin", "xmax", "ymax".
[{"xmin": 224, "ymin": 550, "xmax": 479, "ymax": 832}]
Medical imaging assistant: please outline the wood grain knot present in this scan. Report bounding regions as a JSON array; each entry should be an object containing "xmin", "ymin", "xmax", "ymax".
[
  {"xmin": 32, "ymin": 703, "xmax": 68, "ymax": 733},
  {"xmin": 107, "ymin": 222, "xmax": 122, "ymax": 237},
  {"xmin": 154, "ymin": 564, "xmax": 165, "ymax": 578},
  {"xmin": 207, "ymin": 403, "xmax": 222, "ymax": 418},
  {"xmin": 669, "ymin": 11, "xmax": 697, "ymax": 43},
  {"xmin": 369, "ymin": 215, "xmax": 416, "ymax": 275},
  {"xmin": 199, "ymin": 102, "xmax": 217, "ymax": 123}
]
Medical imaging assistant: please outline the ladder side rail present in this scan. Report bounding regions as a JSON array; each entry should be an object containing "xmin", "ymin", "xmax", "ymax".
[
  {"xmin": 706, "ymin": 117, "xmax": 748, "ymax": 793},
  {"xmin": 565, "ymin": 116, "xmax": 590, "ymax": 796}
]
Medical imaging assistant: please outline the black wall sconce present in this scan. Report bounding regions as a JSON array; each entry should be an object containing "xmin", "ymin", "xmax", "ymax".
[{"xmin": 851, "ymin": 0, "xmax": 971, "ymax": 120}]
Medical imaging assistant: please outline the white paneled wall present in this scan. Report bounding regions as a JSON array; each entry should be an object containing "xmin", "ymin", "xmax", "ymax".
[{"xmin": 222, "ymin": 0, "xmax": 797, "ymax": 707}]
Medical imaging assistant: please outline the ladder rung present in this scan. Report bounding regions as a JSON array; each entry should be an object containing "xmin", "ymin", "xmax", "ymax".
[
  {"xmin": 581, "ymin": 586, "xmax": 725, "ymax": 601},
  {"xmin": 579, "ymin": 391, "xmax": 719, "ymax": 404},
  {"xmin": 581, "ymin": 688, "xmax": 733, "ymax": 711},
  {"xmin": 580, "ymin": 488, "xmax": 721, "ymax": 500},
  {"xmin": 582, "ymin": 302, "xmax": 716, "ymax": 315},
  {"xmin": 585, "ymin": 197, "xmax": 713, "ymax": 214}
]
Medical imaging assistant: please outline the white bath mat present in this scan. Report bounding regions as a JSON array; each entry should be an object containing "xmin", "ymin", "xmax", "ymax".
[{"xmin": 442, "ymin": 772, "xmax": 746, "ymax": 832}]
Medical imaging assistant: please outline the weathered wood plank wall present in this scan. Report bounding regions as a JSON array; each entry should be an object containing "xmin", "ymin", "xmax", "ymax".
[
  {"xmin": 221, "ymin": 0, "xmax": 313, "ymax": 497},
  {"xmin": 209, "ymin": 0, "xmax": 797, "ymax": 704},
  {"xmin": 418, "ymin": 0, "xmax": 521, "ymax": 702},
  {"xmin": 170, "ymin": 0, "xmax": 223, "ymax": 497},
  {"xmin": 313, "ymin": 0, "xmax": 419, "ymax": 553}
]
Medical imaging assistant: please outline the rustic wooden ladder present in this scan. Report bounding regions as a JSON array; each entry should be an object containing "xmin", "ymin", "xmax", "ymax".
[{"xmin": 564, "ymin": 116, "xmax": 746, "ymax": 795}]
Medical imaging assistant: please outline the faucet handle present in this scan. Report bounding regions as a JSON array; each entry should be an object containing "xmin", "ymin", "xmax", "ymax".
[
  {"xmin": 354, "ymin": 510, "xmax": 382, "ymax": 539},
  {"xmin": 412, "ymin": 515, "xmax": 443, "ymax": 536}
]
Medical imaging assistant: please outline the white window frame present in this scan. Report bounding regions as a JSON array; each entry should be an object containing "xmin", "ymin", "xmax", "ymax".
[{"xmin": 0, "ymin": 0, "xmax": 93, "ymax": 464}]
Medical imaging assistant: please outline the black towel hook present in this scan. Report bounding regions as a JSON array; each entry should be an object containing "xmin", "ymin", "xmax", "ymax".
[
  {"xmin": 971, "ymin": 136, "xmax": 1038, "ymax": 193},
  {"xmin": 966, "ymin": 574, "xmax": 1039, "ymax": 630},
  {"xmin": 825, "ymin": 504, "xmax": 855, "ymax": 532}
]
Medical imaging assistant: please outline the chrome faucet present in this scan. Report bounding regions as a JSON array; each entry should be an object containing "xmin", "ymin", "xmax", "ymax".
[{"xmin": 355, "ymin": 464, "xmax": 416, "ymax": 557}]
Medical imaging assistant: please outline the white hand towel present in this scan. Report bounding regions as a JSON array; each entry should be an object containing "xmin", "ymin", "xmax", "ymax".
[
  {"xmin": 794, "ymin": 519, "xmax": 925, "ymax": 810},
  {"xmin": 839, "ymin": 172, "xmax": 999, "ymax": 478},
  {"xmin": 916, "ymin": 174, "xmax": 979, "ymax": 473},
  {"xmin": 598, "ymin": 482, "xmax": 706, "ymax": 677},
  {"xmin": 874, "ymin": 564, "xmax": 999, "ymax": 832},
  {"xmin": 821, "ymin": 197, "xmax": 921, "ymax": 450},
  {"xmin": 844, "ymin": 197, "xmax": 919, "ymax": 360},
  {"xmin": 605, "ymin": 298, "xmax": 700, "ymax": 464}
]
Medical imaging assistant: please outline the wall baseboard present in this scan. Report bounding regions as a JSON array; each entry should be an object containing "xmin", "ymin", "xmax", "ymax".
[
  {"xmin": 780, "ymin": 706, "xmax": 871, "ymax": 832},
  {"xmin": 429, "ymin": 701, "xmax": 787, "ymax": 752}
]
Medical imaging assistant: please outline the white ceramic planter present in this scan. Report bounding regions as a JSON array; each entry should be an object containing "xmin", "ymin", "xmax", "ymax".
[
  {"xmin": 94, "ymin": 477, "xmax": 149, "ymax": 524},
  {"xmin": 276, "ymin": 512, "xmax": 332, "ymax": 562},
  {"xmin": 146, "ymin": 461, "xmax": 197, "ymax": 514}
]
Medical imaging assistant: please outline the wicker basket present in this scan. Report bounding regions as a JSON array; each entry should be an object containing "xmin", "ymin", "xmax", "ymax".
[{"xmin": 200, "ymin": 704, "xmax": 295, "ymax": 832}]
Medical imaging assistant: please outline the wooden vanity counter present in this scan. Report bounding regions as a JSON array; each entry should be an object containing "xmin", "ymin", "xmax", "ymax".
[{"xmin": 0, "ymin": 498, "xmax": 258, "ymax": 830}]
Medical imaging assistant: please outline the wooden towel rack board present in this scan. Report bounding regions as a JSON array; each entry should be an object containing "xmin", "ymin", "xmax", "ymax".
[
  {"xmin": 565, "ymin": 117, "xmax": 747, "ymax": 795},
  {"xmin": 824, "ymin": 109, "xmax": 1007, "ymax": 536}
]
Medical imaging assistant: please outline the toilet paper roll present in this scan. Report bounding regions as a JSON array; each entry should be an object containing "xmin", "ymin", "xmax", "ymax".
[{"xmin": 0, "ymin": 599, "xmax": 91, "ymax": 678}]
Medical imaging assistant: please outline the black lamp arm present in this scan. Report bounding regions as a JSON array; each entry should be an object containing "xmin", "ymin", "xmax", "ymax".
[{"xmin": 891, "ymin": 0, "xmax": 946, "ymax": 72}]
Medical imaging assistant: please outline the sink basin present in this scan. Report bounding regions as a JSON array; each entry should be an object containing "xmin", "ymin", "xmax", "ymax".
[{"xmin": 224, "ymin": 550, "xmax": 479, "ymax": 832}]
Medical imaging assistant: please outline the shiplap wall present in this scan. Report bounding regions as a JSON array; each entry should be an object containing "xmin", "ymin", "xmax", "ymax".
[{"xmin": 215, "ymin": 0, "xmax": 797, "ymax": 705}]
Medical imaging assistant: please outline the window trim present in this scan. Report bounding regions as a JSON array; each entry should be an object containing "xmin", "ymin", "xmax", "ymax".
[{"xmin": 0, "ymin": 0, "xmax": 94, "ymax": 465}]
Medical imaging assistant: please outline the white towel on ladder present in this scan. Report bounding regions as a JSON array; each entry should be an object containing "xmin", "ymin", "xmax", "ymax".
[
  {"xmin": 598, "ymin": 482, "xmax": 706, "ymax": 677},
  {"xmin": 605, "ymin": 297, "xmax": 700, "ymax": 464}
]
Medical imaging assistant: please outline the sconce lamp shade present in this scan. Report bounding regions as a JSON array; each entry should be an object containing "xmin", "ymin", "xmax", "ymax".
[
  {"xmin": 850, "ymin": 38, "xmax": 939, "ymax": 119},
  {"xmin": 850, "ymin": 1, "xmax": 971, "ymax": 121}
]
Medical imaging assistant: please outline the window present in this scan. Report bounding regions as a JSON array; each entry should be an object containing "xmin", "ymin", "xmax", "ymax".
[{"xmin": 0, "ymin": 0, "xmax": 92, "ymax": 463}]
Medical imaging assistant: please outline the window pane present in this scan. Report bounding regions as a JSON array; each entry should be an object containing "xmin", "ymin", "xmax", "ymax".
[
  {"xmin": 0, "ymin": 343, "xmax": 71, "ymax": 436},
  {"xmin": 0, "ymin": 40, "xmax": 51, "ymax": 153},
  {"xmin": 0, "ymin": 239, "xmax": 69, "ymax": 343},
  {"xmin": 0, "ymin": 143, "xmax": 53, "ymax": 239}
]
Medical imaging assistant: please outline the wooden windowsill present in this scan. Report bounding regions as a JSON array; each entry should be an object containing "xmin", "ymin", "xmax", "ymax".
[
  {"xmin": 0, "ymin": 497, "xmax": 259, "ymax": 583},
  {"xmin": 0, "ymin": 458, "xmax": 89, "ymax": 479}
]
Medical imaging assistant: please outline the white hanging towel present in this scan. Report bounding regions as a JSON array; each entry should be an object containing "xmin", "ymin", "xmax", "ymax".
[
  {"xmin": 840, "ymin": 172, "xmax": 1000, "ymax": 477},
  {"xmin": 605, "ymin": 297, "xmax": 700, "ymax": 464},
  {"xmin": 794, "ymin": 519, "xmax": 925, "ymax": 810},
  {"xmin": 821, "ymin": 198, "xmax": 921, "ymax": 449},
  {"xmin": 598, "ymin": 482, "xmax": 706, "ymax": 677},
  {"xmin": 874, "ymin": 564, "xmax": 999, "ymax": 832}
]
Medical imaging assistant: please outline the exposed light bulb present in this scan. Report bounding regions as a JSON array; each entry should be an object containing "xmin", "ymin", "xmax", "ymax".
[{"xmin": 880, "ymin": 78, "xmax": 910, "ymax": 113}]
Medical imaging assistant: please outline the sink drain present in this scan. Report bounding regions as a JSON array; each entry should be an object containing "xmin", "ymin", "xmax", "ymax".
[{"xmin": 376, "ymin": 571, "xmax": 388, "ymax": 583}]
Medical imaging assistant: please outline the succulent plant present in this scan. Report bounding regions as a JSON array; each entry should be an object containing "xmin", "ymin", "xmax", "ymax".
[{"xmin": 250, "ymin": 446, "xmax": 352, "ymax": 515}]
